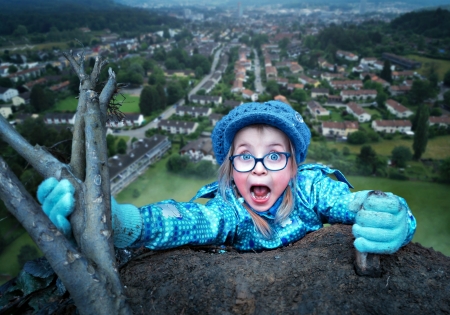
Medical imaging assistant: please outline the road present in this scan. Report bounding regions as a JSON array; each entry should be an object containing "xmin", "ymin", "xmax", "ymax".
[
  {"xmin": 253, "ymin": 48, "xmax": 264, "ymax": 93},
  {"xmin": 119, "ymin": 45, "xmax": 223, "ymax": 143}
]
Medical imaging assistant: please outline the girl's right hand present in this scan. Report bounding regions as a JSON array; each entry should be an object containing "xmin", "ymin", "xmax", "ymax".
[{"xmin": 37, "ymin": 177, "xmax": 75, "ymax": 237}]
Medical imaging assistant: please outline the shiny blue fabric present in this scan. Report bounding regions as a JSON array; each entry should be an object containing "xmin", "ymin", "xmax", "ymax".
[{"xmin": 132, "ymin": 164, "xmax": 416, "ymax": 251}]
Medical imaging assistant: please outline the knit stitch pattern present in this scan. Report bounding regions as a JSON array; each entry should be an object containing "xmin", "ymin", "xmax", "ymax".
[{"xmin": 211, "ymin": 100, "xmax": 311, "ymax": 165}]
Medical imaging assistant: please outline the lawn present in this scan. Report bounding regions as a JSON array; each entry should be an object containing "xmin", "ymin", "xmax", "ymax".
[
  {"xmin": 325, "ymin": 135, "xmax": 450, "ymax": 160},
  {"xmin": 53, "ymin": 94, "xmax": 141, "ymax": 113},
  {"xmin": 406, "ymin": 54, "xmax": 450, "ymax": 81},
  {"xmin": 347, "ymin": 176, "xmax": 450, "ymax": 257}
]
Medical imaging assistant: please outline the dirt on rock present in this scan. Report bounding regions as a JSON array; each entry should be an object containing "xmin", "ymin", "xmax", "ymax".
[{"xmin": 120, "ymin": 224, "xmax": 450, "ymax": 315}]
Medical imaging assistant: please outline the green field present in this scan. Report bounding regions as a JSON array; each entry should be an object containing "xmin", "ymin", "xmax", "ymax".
[
  {"xmin": 406, "ymin": 54, "xmax": 450, "ymax": 81},
  {"xmin": 53, "ymin": 94, "xmax": 141, "ymax": 113},
  {"xmin": 325, "ymin": 135, "xmax": 450, "ymax": 160}
]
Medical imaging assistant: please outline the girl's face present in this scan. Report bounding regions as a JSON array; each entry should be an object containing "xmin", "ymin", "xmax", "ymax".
[{"xmin": 232, "ymin": 126, "xmax": 294, "ymax": 212}]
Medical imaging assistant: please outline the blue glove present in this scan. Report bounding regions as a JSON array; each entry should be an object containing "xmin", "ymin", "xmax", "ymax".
[
  {"xmin": 37, "ymin": 177, "xmax": 142, "ymax": 248},
  {"xmin": 352, "ymin": 190, "xmax": 408, "ymax": 254},
  {"xmin": 37, "ymin": 178, "xmax": 75, "ymax": 237},
  {"xmin": 111, "ymin": 197, "xmax": 142, "ymax": 248}
]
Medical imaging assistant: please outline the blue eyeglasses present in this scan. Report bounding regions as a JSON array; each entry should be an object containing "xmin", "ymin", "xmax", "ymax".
[{"xmin": 229, "ymin": 152, "xmax": 291, "ymax": 173}]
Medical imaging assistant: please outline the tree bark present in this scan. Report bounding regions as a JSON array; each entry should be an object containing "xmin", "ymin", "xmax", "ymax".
[{"xmin": 0, "ymin": 52, "xmax": 132, "ymax": 315}]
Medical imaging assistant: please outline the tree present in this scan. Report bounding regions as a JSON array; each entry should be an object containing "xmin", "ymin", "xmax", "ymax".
[
  {"xmin": 30, "ymin": 85, "xmax": 51, "ymax": 112},
  {"xmin": 439, "ymin": 157, "xmax": 450, "ymax": 183},
  {"xmin": 0, "ymin": 52, "xmax": 133, "ymax": 314},
  {"xmin": 106, "ymin": 134, "xmax": 117, "ymax": 157},
  {"xmin": 265, "ymin": 80, "xmax": 279, "ymax": 97},
  {"xmin": 156, "ymin": 84, "xmax": 167, "ymax": 110},
  {"xmin": 444, "ymin": 69, "xmax": 450, "ymax": 86},
  {"xmin": 391, "ymin": 146, "xmax": 412, "ymax": 168},
  {"xmin": 166, "ymin": 81, "xmax": 184, "ymax": 105},
  {"xmin": 117, "ymin": 138, "xmax": 127, "ymax": 154},
  {"xmin": 291, "ymin": 89, "xmax": 307, "ymax": 103},
  {"xmin": 413, "ymin": 104, "xmax": 429, "ymax": 160},
  {"xmin": 443, "ymin": 90, "xmax": 450, "ymax": 106},
  {"xmin": 380, "ymin": 60, "xmax": 392, "ymax": 83},
  {"xmin": 347, "ymin": 131, "xmax": 368, "ymax": 145},
  {"xmin": 356, "ymin": 145, "xmax": 378, "ymax": 175},
  {"xmin": 13, "ymin": 25, "xmax": 28, "ymax": 37},
  {"xmin": 139, "ymin": 85, "xmax": 159, "ymax": 116}
]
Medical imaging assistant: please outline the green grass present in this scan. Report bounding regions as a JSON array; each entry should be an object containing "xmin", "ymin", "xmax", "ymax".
[
  {"xmin": 406, "ymin": 54, "xmax": 450, "ymax": 81},
  {"xmin": 325, "ymin": 135, "xmax": 450, "ymax": 160},
  {"xmin": 53, "ymin": 94, "xmax": 141, "ymax": 113},
  {"xmin": 115, "ymin": 147, "xmax": 216, "ymax": 206},
  {"xmin": 0, "ymin": 232, "xmax": 42, "ymax": 285},
  {"xmin": 348, "ymin": 176, "xmax": 450, "ymax": 257}
]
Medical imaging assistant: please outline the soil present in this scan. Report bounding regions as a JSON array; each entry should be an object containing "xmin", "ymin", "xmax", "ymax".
[{"xmin": 120, "ymin": 224, "xmax": 450, "ymax": 315}]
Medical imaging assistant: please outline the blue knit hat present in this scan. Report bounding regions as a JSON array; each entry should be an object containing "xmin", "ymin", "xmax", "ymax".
[{"xmin": 211, "ymin": 100, "xmax": 311, "ymax": 165}]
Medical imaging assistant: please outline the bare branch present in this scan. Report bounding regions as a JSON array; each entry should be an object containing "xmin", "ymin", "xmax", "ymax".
[
  {"xmin": 90, "ymin": 56, "xmax": 108, "ymax": 87},
  {"xmin": 0, "ymin": 157, "xmax": 130, "ymax": 315},
  {"xmin": 0, "ymin": 115, "xmax": 65, "ymax": 179},
  {"xmin": 82, "ymin": 89, "xmax": 117, "ymax": 283},
  {"xmin": 70, "ymin": 92, "xmax": 87, "ymax": 181},
  {"xmin": 62, "ymin": 51, "xmax": 84, "ymax": 78},
  {"xmin": 99, "ymin": 68, "xmax": 117, "ymax": 116}
]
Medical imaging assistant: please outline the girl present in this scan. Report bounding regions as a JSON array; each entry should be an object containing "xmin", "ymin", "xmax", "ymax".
[{"xmin": 38, "ymin": 101, "xmax": 416, "ymax": 254}]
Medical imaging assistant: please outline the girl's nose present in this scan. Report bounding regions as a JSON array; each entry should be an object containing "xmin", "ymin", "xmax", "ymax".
[{"xmin": 252, "ymin": 160, "xmax": 267, "ymax": 175}]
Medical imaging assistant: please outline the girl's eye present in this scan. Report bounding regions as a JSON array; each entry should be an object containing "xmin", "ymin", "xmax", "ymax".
[
  {"xmin": 268, "ymin": 153, "xmax": 280, "ymax": 161},
  {"xmin": 241, "ymin": 154, "xmax": 253, "ymax": 161}
]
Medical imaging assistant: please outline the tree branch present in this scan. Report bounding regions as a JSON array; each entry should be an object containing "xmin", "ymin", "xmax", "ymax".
[
  {"xmin": 70, "ymin": 92, "xmax": 87, "ymax": 181},
  {"xmin": 0, "ymin": 157, "xmax": 130, "ymax": 315},
  {"xmin": 0, "ymin": 115, "xmax": 65, "ymax": 179},
  {"xmin": 99, "ymin": 68, "xmax": 116, "ymax": 116}
]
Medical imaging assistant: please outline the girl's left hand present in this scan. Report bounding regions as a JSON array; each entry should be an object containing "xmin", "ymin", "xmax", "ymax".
[{"xmin": 352, "ymin": 190, "xmax": 408, "ymax": 254}]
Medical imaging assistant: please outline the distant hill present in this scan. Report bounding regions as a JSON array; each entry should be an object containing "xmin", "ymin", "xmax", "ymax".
[
  {"xmin": 390, "ymin": 8, "xmax": 450, "ymax": 38},
  {"xmin": 0, "ymin": 0, "xmax": 181, "ymax": 36}
]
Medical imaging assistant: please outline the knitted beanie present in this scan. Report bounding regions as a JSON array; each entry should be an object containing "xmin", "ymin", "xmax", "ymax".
[{"xmin": 211, "ymin": 100, "xmax": 311, "ymax": 165}]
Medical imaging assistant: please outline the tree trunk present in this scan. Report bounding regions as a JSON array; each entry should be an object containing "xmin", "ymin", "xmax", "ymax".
[{"xmin": 0, "ymin": 52, "xmax": 132, "ymax": 315}]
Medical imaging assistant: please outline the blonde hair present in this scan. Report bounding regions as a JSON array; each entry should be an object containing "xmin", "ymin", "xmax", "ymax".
[{"xmin": 217, "ymin": 124, "xmax": 298, "ymax": 238}]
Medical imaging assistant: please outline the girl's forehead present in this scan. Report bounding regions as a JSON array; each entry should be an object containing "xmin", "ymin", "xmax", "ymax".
[{"xmin": 234, "ymin": 125, "xmax": 290, "ymax": 144}]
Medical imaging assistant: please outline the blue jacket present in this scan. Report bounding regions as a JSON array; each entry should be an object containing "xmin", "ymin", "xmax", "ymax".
[{"xmin": 132, "ymin": 164, "xmax": 416, "ymax": 251}]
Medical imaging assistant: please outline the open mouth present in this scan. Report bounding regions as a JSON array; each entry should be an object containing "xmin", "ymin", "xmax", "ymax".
[{"xmin": 251, "ymin": 185, "xmax": 271, "ymax": 202}]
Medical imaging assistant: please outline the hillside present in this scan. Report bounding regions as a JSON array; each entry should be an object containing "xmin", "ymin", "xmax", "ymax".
[
  {"xmin": 2, "ymin": 225, "xmax": 449, "ymax": 314},
  {"xmin": 390, "ymin": 8, "xmax": 450, "ymax": 38}
]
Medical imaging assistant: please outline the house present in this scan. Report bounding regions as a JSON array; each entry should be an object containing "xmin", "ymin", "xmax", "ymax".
[
  {"xmin": 290, "ymin": 62, "xmax": 303, "ymax": 74},
  {"xmin": 109, "ymin": 135, "xmax": 171, "ymax": 195},
  {"xmin": 276, "ymin": 78, "xmax": 289, "ymax": 87},
  {"xmin": 307, "ymin": 101, "xmax": 330, "ymax": 118},
  {"xmin": 287, "ymin": 83, "xmax": 304, "ymax": 92},
  {"xmin": 329, "ymin": 80, "xmax": 363, "ymax": 90},
  {"xmin": 321, "ymin": 73, "xmax": 345, "ymax": 81},
  {"xmin": 274, "ymin": 95, "xmax": 289, "ymax": 104},
  {"xmin": 311, "ymin": 88, "xmax": 329, "ymax": 99},
  {"xmin": 180, "ymin": 136, "xmax": 215, "ymax": 164},
  {"xmin": 298, "ymin": 75, "xmax": 320, "ymax": 87},
  {"xmin": 176, "ymin": 106, "xmax": 212, "ymax": 118},
  {"xmin": 44, "ymin": 113, "xmax": 77, "ymax": 125},
  {"xmin": 0, "ymin": 105, "xmax": 12, "ymax": 118},
  {"xmin": 242, "ymin": 89, "xmax": 258, "ymax": 102},
  {"xmin": 382, "ymin": 53, "xmax": 421, "ymax": 69},
  {"xmin": 321, "ymin": 121, "xmax": 359, "ymax": 137},
  {"xmin": 371, "ymin": 120, "xmax": 412, "ymax": 133},
  {"xmin": 266, "ymin": 66, "xmax": 278, "ymax": 79},
  {"xmin": 223, "ymin": 100, "xmax": 242, "ymax": 108},
  {"xmin": 158, "ymin": 120, "xmax": 198, "ymax": 135},
  {"xmin": 340, "ymin": 89, "xmax": 377, "ymax": 101},
  {"xmin": 385, "ymin": 99, "xmax": 413, "ymax": 118},
  {"xmin": 107, "ymin": 113, "xmax": 144, "ymax": 128},
  {"xmin": 7, "ymin": 66, "xmax": 43, "ymax": 83},
  {"xmin": 199, "ymin": 80, "xmax": 215, "ymax": 94},
  {"xmin": 336, "ymin": 50, "xmax": 358, "ymax": 61},
  {"xmin": 231, "ymin": 80, "xmax": 244, "ymax": 93},
  {"xmin": 190, "ymin": 95, "xmax": 222, "ymax": 106},
  {"xmin": 346, "ymin": 102, "xmax": 371, "ymax": 122},
  {"xmin": 389, "ymin": 85, "xmax": 411, "ymax": 96},
  {"xmin": 429, "ymin": 116, "xmax": 450, "ymax": 127},
  {"xmin": 0, "ymin": 87, "xmax": 19, "ymax": 102},
  {"xmin": 209, "ymin": 113, "xmax": 223, "ymax": 126},
  {"xmin": 326, "ymin": 95, "xmax": 343, "ymax": 104},
  {"xmin": 360, "ymin": 57, "xmax": 378, "ymax": 66},
  {"xmin": 392, "ymin": 71, "xmax": 416, "ymax": 80},
  {"xmin": 49, "ymin": 81, "xmax": 70, "ymax": 92},
  {"xmin": 210, "ymin": 71, "xmax": 222, "ymax": 83},
  {"xmin": 12, "ymin": 91, "xmax": 30, "ymax": 106}
]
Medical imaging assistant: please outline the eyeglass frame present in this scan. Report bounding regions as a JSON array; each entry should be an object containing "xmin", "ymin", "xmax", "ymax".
[{"xmin": 229, "ymin": 152, "xmax": 292, "ymax": 173}]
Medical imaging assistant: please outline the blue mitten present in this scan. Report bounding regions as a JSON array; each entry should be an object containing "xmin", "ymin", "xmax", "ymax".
[
  {"xmin": 111, "ymin": 198, "xmax": 142, "ymax": 248},
  {"xmin": 352, "ymin": 190, "xmax": 408, "ymax": 254},
  {"xmin": 37, "ymin": 178, "xmax": 143, "ymax": 248},
  {"xmin": 37, "ymin": 177, "xmax": 75, "ymax": 237}
]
